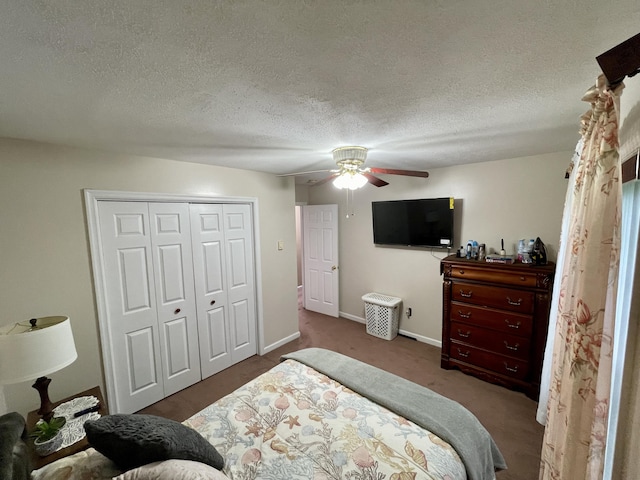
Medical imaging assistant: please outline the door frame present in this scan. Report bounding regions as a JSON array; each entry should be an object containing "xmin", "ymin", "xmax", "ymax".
[
  {"xmin": 295, "ymin": 203, "xmax": 307, "ymax": 308},
  {"xmin": 84, "ymin": 189, "xmax": 264, "ymax": 413}
]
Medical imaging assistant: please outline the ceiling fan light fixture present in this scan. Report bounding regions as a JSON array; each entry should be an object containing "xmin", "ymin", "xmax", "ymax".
[
  {"xmin": 332, "ymin": 146, "xmax": 368, "ymax": 163},
  {"xmin": 333, "ymin": 171, "xmax": 368, "ymax": 190}
]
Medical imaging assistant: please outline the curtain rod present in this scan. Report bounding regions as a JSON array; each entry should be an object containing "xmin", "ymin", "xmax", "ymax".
[{"xmin": 596, "ymin": 32, "xmax": 640, "ymax": 86}]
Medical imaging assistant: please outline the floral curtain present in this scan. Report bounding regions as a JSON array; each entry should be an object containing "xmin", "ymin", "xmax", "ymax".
[
  {"xmin": 536, "ymin": 139, "xmax": 582, "ymax": 426},
  {"xmin": 539, "ymin": 75, "xmax": 623, "ymax": 479}
]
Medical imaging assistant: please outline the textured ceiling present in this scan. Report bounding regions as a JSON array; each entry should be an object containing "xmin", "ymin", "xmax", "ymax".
[{"xmin": 1, "ymin": 1, "xmax": 639, "ymax": 183}]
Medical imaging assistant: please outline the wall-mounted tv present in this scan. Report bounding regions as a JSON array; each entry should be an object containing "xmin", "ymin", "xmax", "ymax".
[{"xmin": 371, "ymin": 197, "xmax": 454, "ymax": 248}]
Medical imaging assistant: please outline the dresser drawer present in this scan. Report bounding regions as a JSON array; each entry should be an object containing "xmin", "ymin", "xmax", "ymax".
[
  {"xmin": 450, "ymin": 302, "xmax": 533, "ymax": 337},
  {"xmin": 450, "ymin": 321, "xmax": 531, "ymax": 360},
  {"xmin": 451, "ymin": 282, "xmax": 534, "ymax": 313},
  {"xmin": 450, "ymin": 342, "xmax": 529, "ymax": 380},
  {"xmin": 450, "ymin": 265, "xmax": 538, "ymax": 287}
]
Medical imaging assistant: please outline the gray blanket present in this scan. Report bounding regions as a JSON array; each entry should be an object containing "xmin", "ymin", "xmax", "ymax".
[{"xmin": 282, "ymin": 348, "xmax": 507, "ymax": 480}]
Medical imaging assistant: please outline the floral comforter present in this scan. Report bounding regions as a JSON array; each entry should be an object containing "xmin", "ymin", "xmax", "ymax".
[{"xmin": 183, "ymin": 359, "xmax": 467, "ymax": 480}]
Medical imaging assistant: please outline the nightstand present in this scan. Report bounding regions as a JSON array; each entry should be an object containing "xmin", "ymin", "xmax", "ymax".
[{"xmin": 27, "ymin": 386, "xmax": 108, "ymax": 470}]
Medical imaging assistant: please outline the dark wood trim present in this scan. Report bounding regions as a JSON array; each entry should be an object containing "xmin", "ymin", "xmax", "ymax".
[
  {"xmin": 622, "ymin": 153, "xmax": 639, "ymax": 184},
  {"xmin": 596, "ymin": 32, "xmax": 640, "ymax": 86}
]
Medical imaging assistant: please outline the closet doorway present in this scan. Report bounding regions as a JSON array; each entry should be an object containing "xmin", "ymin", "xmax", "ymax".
[{"xmin": 85, "ymin": 190, "xmax": 262, "ymax": 414}]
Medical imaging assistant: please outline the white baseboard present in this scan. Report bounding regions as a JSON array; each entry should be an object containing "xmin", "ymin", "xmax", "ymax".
[
  {"xmin": 399, "ymin": 330, "xmax": 442, "ymax": 348},
  {"xmin": 261, "ymin": 313, "xmax": 442, "ymax": 355},
  {"xmin": 339, "ymin": 311, "xmax": 365, "ymax": 323},
  {"xmin": 339, "ymin": 311, "xmax": 442, "ymax": 348},
  {"xmin": 262, "ymin": 331, "xmax": 301, "ymax": 354}
]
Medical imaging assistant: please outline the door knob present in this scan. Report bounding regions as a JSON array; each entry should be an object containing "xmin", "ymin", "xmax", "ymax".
[
  {"xmin": 210, "ymin": 300, "xmax": 216, "ymax": 305},
  {"xmin": 174, "ymin": 308, "xmax": 181, "ymax": 314},
  {"xmin": 331, "ymin": 265, "xmax": 338, "ymax": 271}
]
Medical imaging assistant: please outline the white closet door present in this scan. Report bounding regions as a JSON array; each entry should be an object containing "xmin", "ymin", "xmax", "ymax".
[
  {"xmin": 148, "ymin": 203, "xmax": 201, "ymax": 396},
  {"xmin": 97, "ymin": 201, "xmax": 163, "ymax": 413},
  {"xmin": 190, "ymin": 204, "xmax": 232, "ymax": 377},
  {"xmin": 224, "ymin": 204, "xmax": 257, "ymax": 364}
]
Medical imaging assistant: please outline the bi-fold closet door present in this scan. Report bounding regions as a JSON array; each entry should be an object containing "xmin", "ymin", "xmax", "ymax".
[{"xmin": 97, "ymin": 201, "xmax": 256, "ymax": 413}]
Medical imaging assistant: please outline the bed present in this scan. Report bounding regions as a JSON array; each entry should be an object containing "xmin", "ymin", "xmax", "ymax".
[{"xmin": 13, "ymin": 348, "xmax": 506, "ymax": 480}]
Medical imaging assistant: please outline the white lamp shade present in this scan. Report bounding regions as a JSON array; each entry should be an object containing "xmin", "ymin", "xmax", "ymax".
[
  {"xmin": 0, "ymin": 316, "xmax": 78, "ymax": 384},
  {"xmin": 333, "ymin": 172, "xmax": 368, "ymax": 190}
]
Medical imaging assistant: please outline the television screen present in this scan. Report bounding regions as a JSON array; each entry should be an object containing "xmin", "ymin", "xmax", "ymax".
[{"xmin": 371, "ymin": 197, "xmax": 454, "ymax": 247}]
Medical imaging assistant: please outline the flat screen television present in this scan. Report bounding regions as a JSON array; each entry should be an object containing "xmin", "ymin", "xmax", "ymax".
[{"xmin": 371, "ymin": 197, "xmax": 455, "ymax": 248}]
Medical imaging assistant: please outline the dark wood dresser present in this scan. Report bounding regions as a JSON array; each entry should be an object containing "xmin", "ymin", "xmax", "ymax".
[{"xmin": 440, "ymin": 255, "xmax": 555, "ymax": 399}]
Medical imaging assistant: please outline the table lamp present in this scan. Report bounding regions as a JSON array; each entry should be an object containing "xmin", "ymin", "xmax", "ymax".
[{"xmin": 0, "ymin": 316, "xmax": 77, "ymax": 421}]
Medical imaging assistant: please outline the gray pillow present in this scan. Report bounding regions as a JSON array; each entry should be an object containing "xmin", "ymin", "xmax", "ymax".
[{"xmin": 84, "ymin": 414, "xmax": 224, "ymax": 471}]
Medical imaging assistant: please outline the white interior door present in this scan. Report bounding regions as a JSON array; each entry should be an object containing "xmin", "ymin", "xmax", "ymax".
[
  {"xmin": 97, "ymin": 201, "xmax": 163, "ymax": 413},
  {"xmin": 302, "ymin": 204, "xmax": 339, "ymax": 317},
  {"xmin": 223, "ymin": 204, "xmax": 257, "ymax": 364},
  {"xmin": 190, "ymin": 204, "xmax": 232, "ymax": 378},
  {"xmin": 148, "ymin": 203, "xmax": 201, "ymax": 397},
  {"xmin": 190, "ymin": 203, "xmax": 257, "ymax": 378}
]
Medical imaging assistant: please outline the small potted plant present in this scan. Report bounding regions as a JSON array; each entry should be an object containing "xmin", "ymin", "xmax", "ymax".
[{"xmin": 30, "ymin": 416, "xmax": 66, "ymax": 456}]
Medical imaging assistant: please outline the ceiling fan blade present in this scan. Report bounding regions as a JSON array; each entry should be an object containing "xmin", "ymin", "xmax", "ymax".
[
  {"xmin": 311, "ymin": 173, "xmax": 339, "ymax": 186},
  {"xmin": 369, "ymin": 168, "xmax": 430, "ymax": 178},
  {"xmin": 276, "ymin": 169, "xmax": 333, "ymax": 177},
  {"xmin": 362, "ymin": 172, "xmax": 389, "ymax": 187}
]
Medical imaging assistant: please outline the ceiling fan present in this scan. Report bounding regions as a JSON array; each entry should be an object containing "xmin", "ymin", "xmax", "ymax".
[{"xmin": 279, "ymin": 146, "xmax": 429, "ymax": 189}]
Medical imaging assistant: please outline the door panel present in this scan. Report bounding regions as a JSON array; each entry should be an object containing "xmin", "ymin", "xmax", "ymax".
[
  {"xmin": 127, "ymin": 327, "xmax": 157, "ymax": 391},
  {"xmin": 163, "ymin": 316, "xmax": 192, "ymax": 377},
  {"xmin": 190, "ymin": 204, "xmax": 232, "ymax": 377},
  {"xmin": 118, "ymin": 248, "xmax": 152, "ymax": 312},
  {"xmin": 98, "ymin": 202, "xmax": 163, "ymax": 413},
  {"xmin": 148, "ymin": 203, "xmax": 201, "ymax": 397},
  {"xmin": 228, "ymin": 238, "xmax": 248, "ymax": 287},
  {"xmin": 203, "ymin": 242, "xmax": 225, "ymax": 293},
  {"xmin": 232, "ymin": 299, "xmax": 250, "ymax": 347},
  {"xmin": 205, "ymin": 306, "xmax": 228, "ymax": 361},
  {"xmin": 223, "ymin": 204, "xmax": 256, "ymax": 364},
  {"xmin": 302, "ymin": 205, "xmax": 339, "ymax": 317}
]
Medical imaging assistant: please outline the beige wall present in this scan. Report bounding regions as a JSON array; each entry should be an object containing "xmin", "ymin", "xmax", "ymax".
[
  {"xmin": 303, "ymin": 152, "xmax": 569, "ymax": 343},
  {"xmin": 0, "ymin": 138, "xmax": 299, "ymax": 417}
]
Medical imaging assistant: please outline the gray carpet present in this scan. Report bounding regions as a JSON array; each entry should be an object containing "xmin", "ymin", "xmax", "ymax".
[{"xmin": 139, "ymin": 292, "xmax": 543, "ymax": 480}]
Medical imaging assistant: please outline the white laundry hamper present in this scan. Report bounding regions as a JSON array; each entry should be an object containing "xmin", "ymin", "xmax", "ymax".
[{"xmin": 362, "ymin": 293, "xmax": 402, "ymax": 340}]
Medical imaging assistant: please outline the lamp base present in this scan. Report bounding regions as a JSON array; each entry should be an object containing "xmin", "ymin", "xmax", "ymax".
[{"xmin": 33, "ymin": 376, "xmax": 54, "ymax": 422}]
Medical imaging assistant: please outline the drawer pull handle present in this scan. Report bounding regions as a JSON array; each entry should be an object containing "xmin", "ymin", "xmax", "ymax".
[
  {"xmin": 457, "ymin": 348, "xmax": 470, "ymax": 358},
  {"xmin": 504, "ymin": 341, "xmax": 520, "ymax": 351},
  {"xmin": 458, "ymin": 311, "xmax": 471, "ymax": 319},
  {"xmin": 506, "ymin": 297, "xmax": 522, "ymax": 306},
  {"xmin": 457, "ymin": 329, "xmax": 471, "ymax": 338},
  {"xmin": 174, "ymin": 308, "xmax": 181, "ymax": 314},
  {"xmin": 505, "ymin": 320, "xmax": 522, "ymax": 329},
  {"xmin": 504, "ymin": 362, "xmax": 519, "ymax": 373},
  {"xmin": 459, "ymin": 290, "xmax": 473, "ymax": 298},
  {"xmin": 520, "ymin": 276, "xmax": 526, "ymax": 281},
  {"xmin": 459, "ymin": 269, "xmax": 465, "ymax": 274}
]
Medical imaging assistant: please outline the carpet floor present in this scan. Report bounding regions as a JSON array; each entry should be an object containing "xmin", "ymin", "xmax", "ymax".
[{"xmin": 139, "ymin": 293, "xmax": 543, "ymax": 480}]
